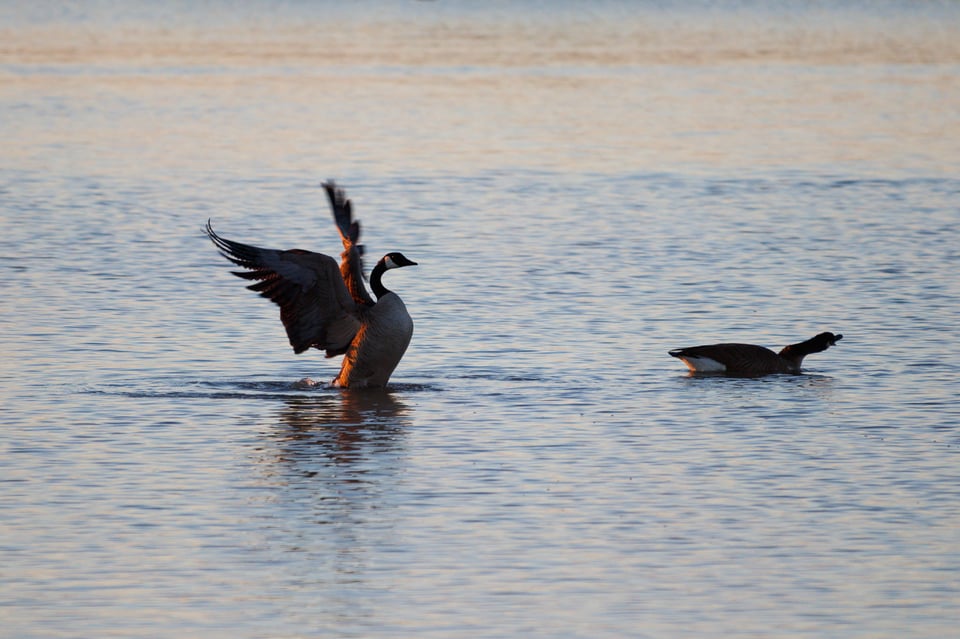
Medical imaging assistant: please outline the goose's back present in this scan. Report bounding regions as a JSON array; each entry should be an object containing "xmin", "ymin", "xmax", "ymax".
[{"xmin": 670, "ymin": 343, "xmax": 792, "ymax": 375}]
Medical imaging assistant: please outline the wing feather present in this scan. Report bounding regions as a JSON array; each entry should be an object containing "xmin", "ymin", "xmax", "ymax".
[
  {"xmin": 323, "ymin": 181, "xmax": 374, "ymax": 307},
  {"xmin": 206, "ymin": 221, "xmax": 361, "ymax": 355}
]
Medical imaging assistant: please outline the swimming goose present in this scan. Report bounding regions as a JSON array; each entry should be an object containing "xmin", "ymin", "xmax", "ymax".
[
  {"xmin": 669, "ymin": 332, "xmax": 842, "ymax": 376},
  {"xmin": 206, "ymin": 181, "xmax": 417, "ymax": 389}
]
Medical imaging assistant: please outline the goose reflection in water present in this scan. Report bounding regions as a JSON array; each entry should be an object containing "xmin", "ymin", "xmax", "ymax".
[
  {"xmin": 268, "ymin": 390, "xmax": 411, "ymax": 476},
  {"xmin": 249, "ymin": 390, "xmax": 412, "ymax": 613}
]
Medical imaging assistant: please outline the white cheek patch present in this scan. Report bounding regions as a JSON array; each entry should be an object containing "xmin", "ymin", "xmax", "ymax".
[{"xmin": 384, "ymin": 256, "xmax": 397, "ymax": 269}]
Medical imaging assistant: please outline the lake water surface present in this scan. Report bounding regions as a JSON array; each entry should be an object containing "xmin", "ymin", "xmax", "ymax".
[{"xmin": 2, "ymin": 1, "xmax": 959, "ymax": 637}]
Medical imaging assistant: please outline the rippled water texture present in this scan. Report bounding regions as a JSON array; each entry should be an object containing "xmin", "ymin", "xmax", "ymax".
[{"xmin": 2, "ymin": 2, "xmax": 959, "ymax": 637}]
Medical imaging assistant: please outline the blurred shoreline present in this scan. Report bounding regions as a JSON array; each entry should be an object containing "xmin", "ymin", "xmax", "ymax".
[{"xmin": 3, "ymin": 2, "xmax": 960, "ymax": 69}]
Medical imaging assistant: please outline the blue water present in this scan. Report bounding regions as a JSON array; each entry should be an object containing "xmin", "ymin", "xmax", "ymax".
[{"xmin": 2, "ymin": 2, "xmax": 959, "ymax": 637}]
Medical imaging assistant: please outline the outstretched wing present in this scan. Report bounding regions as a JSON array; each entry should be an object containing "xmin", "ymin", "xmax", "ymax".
[
  {"xmin": 323, "ymin": 181, "xmax": 375, "ymax": 307},
  {"xmin": 207, "ymin": 221, "xmax": 362, "ymax": 356}
]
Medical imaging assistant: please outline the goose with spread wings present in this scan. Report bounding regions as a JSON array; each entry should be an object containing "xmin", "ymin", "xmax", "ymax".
[{"xmin": 206, "ymin": 182, "xmax": 417, "ymax": 388}]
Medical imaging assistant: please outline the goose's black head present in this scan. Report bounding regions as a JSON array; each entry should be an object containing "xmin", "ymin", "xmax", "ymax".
[
  {"xmin": 382, "ymin": 252, "xmax": 418, "ymax": 270},
  {"xmin": 825, "ymin": 332, "xmax": 842, "ymax": 345},
  {"xmin": 370, "ymin": 252, "xmax": 417, "ymax": 300},
  {"xmin": 780, "ymin": 332, "xmax": 843, "ymax": 360},
  {"xmin": 810, "ymin": 332, "xmax": 843, "ymax": 351}
]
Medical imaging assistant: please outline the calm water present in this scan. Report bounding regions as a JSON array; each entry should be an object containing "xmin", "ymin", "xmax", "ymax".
[{"xmin": 2, "ymin": 1, "xmax": 959, "ymax": 637}]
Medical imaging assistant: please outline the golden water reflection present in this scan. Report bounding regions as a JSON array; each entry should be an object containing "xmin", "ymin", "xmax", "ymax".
[
  {"xmin": 3, "ymin": 6, "xmax": 959, "ymax": 67},
  {"xmin": 4, "ymin": 2, "xmax": 959, "ymax": 179}
]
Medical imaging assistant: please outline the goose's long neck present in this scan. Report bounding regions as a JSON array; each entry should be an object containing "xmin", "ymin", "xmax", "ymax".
[
  {"xmin": 777, "ymin": 348, "xmax": 806, "ymax": 372},
  {"xmin": 778, "ymin": 339, "xmax": 817, "ymax": 370},
  {"xmin": 370, "ymin": 260, "xmax": 390, "ymax": 300}
]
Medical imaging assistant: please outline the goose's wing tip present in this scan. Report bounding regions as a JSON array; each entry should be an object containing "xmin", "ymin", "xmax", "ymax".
[
  {"xmin": 323, "ymin": 181, "xmax": 356, "ymax": 230},
  {"xmin": 204, "ymin": 222, "xmax": 237, "ymax": 257},
  {"xmin": 322, "ymin": 179, "xmax": 346, "ymax": 203}
]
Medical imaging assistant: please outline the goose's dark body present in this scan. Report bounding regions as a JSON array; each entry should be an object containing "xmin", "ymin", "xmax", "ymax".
[
  {"xmin": 207, "ymin": 182, "xmax": 416, "ymax": 388},
  {"xmin": 669, "ymin": 332, "xmax": 843, "ymax": 376}
]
